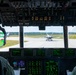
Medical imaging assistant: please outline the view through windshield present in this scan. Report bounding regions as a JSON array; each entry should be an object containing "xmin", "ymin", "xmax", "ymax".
[{"xmin": 0, "ymin": 25, "xmax": 76, "ymax": 51}]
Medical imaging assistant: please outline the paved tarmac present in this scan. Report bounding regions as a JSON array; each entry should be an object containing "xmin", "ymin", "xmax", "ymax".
[{"xmin": 0, "ymin": 37, "xmax": 76, "ymax": 52}]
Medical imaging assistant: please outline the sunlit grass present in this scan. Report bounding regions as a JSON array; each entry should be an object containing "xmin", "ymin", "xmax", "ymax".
[
  {"xmin": 1, "ymin": 40, "xmax": 19, "ymax": 48},
  {"xmin": 0, "ymin": 40, "xmax": 28, "ymax": 48},
  {"xmin": 25, "ymin": 34, "xmax": 76, "ymax": 39},
  {"xmin": 24, "ymin": 34, "xmax": 63, "ymax": 39},
  {"xmin": 24, "ymin": 41, "xmax": 28, "ymax": 42},
  {"xmin": 68, "ymin": 34, "xmax": 76, "ymax": 39},
  {"xmin": 7, "ymin": 34, "xmax": 76, "ymax": 39},
  {"xmin": 25, "ymin": 35, "xmax": 45, "ymax": 38},
  {"xmin": 9, "ymin": 35, "xmax": 19, "ymax": 37}
]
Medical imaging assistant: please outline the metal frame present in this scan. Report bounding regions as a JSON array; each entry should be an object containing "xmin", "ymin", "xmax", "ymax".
[
  {"xmin": 20, "ymin": 26, "xmax": 24, "ymax": 48},
  {"xmin": 63, "ymin": 26, "xmax": 68, "ymax": 48}
]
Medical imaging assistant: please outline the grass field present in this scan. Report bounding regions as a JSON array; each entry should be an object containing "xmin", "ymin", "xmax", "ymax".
[
  {"xmin": 1, "ymin": 40, "xmax": 19, "ymax": 48},
  {"xmin": 24, "ymin": 34, "xmax": 76, "ymax": 39},
  {"xmin": 9, "ymin": 33, "xmax": 76, "ymax": 39},
  {"xmin": 68, "ymin": 34, "xmax": 76, "ymax": 39},
  {"xmin": 25, "ymin": 34, "xmax": 63, "ymax": 38}
]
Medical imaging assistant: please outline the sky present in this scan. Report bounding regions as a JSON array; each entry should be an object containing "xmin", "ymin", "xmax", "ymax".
[{"xmin": 0, "ymin": 24, "xmax": 76, "ymax": 33}]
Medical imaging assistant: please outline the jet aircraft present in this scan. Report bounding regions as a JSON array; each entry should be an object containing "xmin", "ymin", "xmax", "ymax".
[{"xmin": 46, "ymin": 34, "xmax": 53, "ymax": 41}]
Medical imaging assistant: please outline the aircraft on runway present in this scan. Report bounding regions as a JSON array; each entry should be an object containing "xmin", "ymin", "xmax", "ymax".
[{"xmin": 46, "ymin": 34, "xmax": 53, "ymax": 41}]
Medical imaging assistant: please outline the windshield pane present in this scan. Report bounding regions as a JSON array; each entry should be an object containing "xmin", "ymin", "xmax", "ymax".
[
  {"xmin": 0, "ymin": 26, "xmax": 19, "ymax": 52},
  {"xmin": 24, "ymin": 26, "xmax": 64, "ymax": 48},
  {"xmin": 0, "ymin": 26, "xmax": 64, "ymax": 51},
  {"xmin": 68, "ymin": 26, "xmax": 76, "ymax": 48}
]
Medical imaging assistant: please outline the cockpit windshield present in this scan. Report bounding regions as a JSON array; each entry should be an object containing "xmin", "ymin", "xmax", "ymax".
[{"xmin": 1, "ymin": 25, "xmax": 76, "ymax": 52}]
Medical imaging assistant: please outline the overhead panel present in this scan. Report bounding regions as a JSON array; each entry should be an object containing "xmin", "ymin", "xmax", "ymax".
[{"xmin": 0, "ymin": 0, "xmax": 76, "ymax": 27}]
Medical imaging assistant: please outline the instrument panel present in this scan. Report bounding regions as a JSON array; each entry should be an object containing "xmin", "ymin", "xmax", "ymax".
[
  {"xmin": 0, "ymin": 0, "xmax": 76, "ymax": 27},
  {"xmin": 9, "ymin": 48, "xmax": 76, "ymax": 58},
  {"xmin": 8, "ymin": 48, "xmax": 76, "ymax": 75}
]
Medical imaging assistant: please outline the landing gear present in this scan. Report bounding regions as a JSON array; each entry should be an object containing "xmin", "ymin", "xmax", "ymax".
[{"xmin": 46, "ymin": 38, "xmax": 52, "ymax": 41}]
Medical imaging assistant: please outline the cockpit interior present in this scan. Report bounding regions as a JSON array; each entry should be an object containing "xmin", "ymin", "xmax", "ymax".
[{"xmin": 0, "ymin": 0, "xmax": 76, "ymax": 75}]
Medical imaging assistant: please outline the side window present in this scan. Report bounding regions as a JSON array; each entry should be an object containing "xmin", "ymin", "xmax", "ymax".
[
  {"xmin": 68, "ymin": 26, "xmax": 76, "ymax": 48},
  {"xmin": 1, "ymin": 26, "xmax": 19, "ymax": 51}
]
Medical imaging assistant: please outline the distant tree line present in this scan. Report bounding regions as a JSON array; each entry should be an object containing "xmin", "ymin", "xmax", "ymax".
[{"xmin": 7, "ymin": 32, "xmax": 76, "ymax": 36}]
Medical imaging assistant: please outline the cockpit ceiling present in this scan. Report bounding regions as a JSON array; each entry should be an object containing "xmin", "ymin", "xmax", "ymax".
[
  {"xmin": 0, "ymin": 0, "xmax": 76, "ymax": 8},
  {"xmin": 0, "ymin": 0, "xmax": 76, "ymax": 27}
]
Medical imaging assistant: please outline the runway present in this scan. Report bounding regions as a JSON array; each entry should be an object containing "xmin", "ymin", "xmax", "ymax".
[
  {"xmin": 0, "ymin": 37, "xmax": 76, "ymax": 51},
  {"xmin": 7, "ymin": 37, "xmax": 64, "ymax": 48},
  {"xmin": 24, "ymin": 38, "xmax": 64, "ymax": 48}
]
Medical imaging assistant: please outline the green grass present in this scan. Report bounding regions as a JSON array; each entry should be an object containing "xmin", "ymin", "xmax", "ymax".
[
  {"xmin": 24, "ymin": 34, "xmax": 63, "ymax": 39},
  {"xmin": 25, "ymin": 34, "xmax": 76, "ymax": 39},
  {"xmin": 1, "ymin": 40, "xmax": 19, "ymax": 48},
  {"xmin": 0, "ymin": 40, "xmax": 28, "ymax": 48},
  {"xmin": 7, "ymin": 33, "xmax": 76, "ymax": 39},
  {"xmin": 8, "ymin": 35, "xmax": 19, "ymax": 37},
  {"xmin": 24, "ymin": 41, "xmax": 28, "ymax": 42},
  {"xmin": 51, "ymin": 34, "xmax": 63, "ymax": 39},
  {"xmin": 25, "ymin": 34, "xmax": 45, "ymax": 38},
  {"xmin": 69, "ymin": 34, "xmax": 76, "ymax": 39}
]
